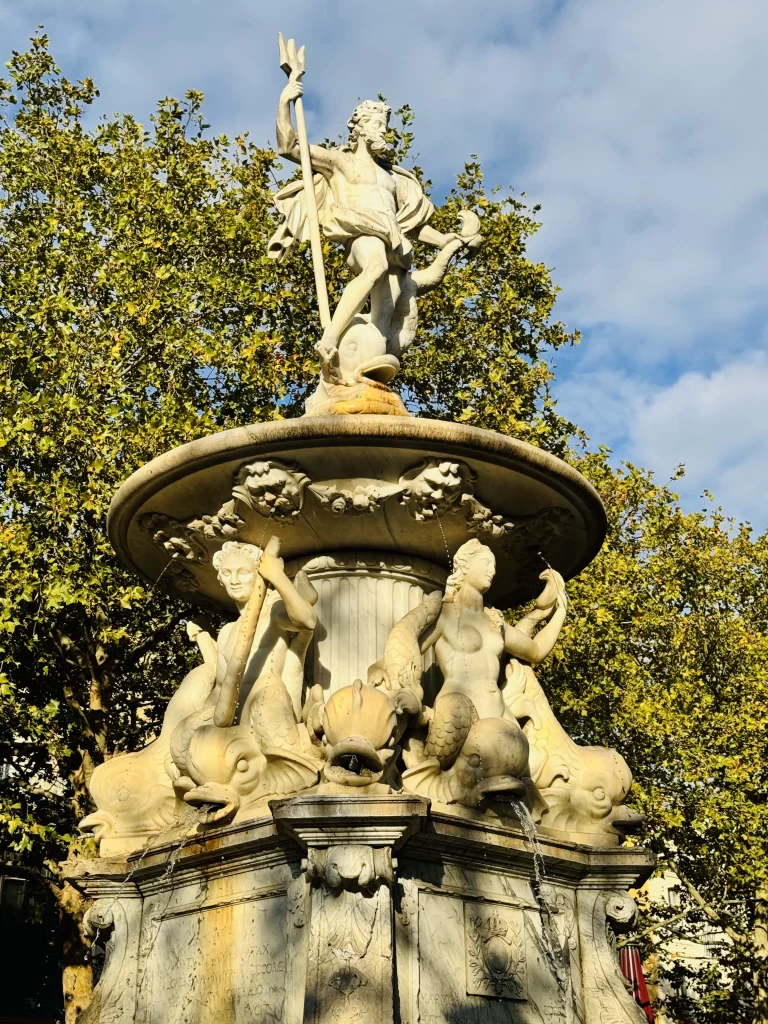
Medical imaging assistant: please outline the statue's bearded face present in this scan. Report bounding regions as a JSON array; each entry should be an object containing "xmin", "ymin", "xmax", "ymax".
[{"xmin": 354, "ymin": 112, "xmax": 389, "ymax": 156}]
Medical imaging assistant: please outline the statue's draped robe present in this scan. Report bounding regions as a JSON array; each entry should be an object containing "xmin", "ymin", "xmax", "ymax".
[{"xmin": 268, "ymin": 163, "xmax": 435, "ymax": 268}]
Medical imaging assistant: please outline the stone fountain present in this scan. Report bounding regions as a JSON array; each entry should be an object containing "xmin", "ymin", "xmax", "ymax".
[{"xmin": 67, "ymin": 33, "xmax": 654, "ymax": 1024}]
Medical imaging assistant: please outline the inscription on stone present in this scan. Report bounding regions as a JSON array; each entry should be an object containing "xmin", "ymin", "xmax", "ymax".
[{"xmin": 137, "ymin": 895, "xmax": 287, "ymax": 1024}]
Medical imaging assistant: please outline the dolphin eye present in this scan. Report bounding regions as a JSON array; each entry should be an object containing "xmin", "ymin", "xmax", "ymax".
[
  {"xmin": 594, "ymin": 788, "xmax": 606, "ymax": 801},
  {"xmin": 468, "ymin": 754, "xmax": 482, "ymax": 769}
]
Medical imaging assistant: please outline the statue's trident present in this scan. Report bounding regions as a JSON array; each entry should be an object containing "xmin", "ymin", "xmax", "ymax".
[{"xmin": 277, "ymin": 33, "xmax": 331, "ymax": 332}]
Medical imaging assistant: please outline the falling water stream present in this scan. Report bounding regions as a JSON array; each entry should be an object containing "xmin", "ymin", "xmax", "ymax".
[
  {"xmin": 509, "ymin": 799, "xmax": 568, "ymax": 984},
  {"xmin": 88, "ymin": 804, "xmax": 214, "ymax": 963}
]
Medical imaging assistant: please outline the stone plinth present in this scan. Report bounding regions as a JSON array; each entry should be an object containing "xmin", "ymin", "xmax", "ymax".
[{"xmin": 69, "ymin": 798, "xmax": 653, "ymax": 1024}]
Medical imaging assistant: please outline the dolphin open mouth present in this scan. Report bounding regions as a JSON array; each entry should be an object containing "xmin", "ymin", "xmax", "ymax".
[
  {"xmin": 477, "ymin": 775, "xmax": 529, "ymax": 801},
  {"xmin": 182, "ymin": 782, "xmax": 239, "ymax": 824},
  {"xmin": 329, "ymin": 737, "xmax": 384, "ymax": 775},
  {"xmin": 610, "ymin": 804, "xmax": 645, "ymax": 837},
  {"xmin": 354, "ymin": 355, "xmax": 400, "ymax": 385}
]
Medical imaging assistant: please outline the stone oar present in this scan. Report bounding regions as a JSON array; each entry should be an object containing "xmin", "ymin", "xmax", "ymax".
[{"xmin": 213, "ymin": 535, "xmax": 281, "ymax": 728}]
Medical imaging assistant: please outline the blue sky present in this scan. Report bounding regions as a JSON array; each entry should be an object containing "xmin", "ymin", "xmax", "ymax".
[{"xmin": 2, "ymin": 0, "xmax": 767, "ymax": 528}]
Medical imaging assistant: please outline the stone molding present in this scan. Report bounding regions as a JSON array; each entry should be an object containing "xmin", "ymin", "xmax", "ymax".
[
  {"xmin": 286, "ymin": 550, "xmax": 447, "ymax": 589},
  {"xmin": 136, "ymin": 453, "xmax": 575, "ymax": 598},
  {"xmin": 271, "ymin": 793, "xmax": 429, "ymax": 851}
]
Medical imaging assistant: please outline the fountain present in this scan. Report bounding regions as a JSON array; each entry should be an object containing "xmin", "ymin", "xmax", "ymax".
[{"xmin": 66, "ymin": 31, "xmax": 654, "ymax": 1024}]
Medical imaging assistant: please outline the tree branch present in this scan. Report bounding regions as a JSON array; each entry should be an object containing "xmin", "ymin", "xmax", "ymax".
[
  {"xmin": 665, "ymin": 855, "xmax": 747, "ymax": 946},
  {"xmin": 120, "ymin": 611, "xmax": 185, "ymax": 673}
]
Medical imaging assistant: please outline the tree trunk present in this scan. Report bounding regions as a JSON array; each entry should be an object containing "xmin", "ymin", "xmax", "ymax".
[
  {"xmin": 755, "ymin": 884, "xmax": 768, "ymax": 1024},
  {"xmin": 58, "ymin": 880, "xmax": 93, "ymax": 1024},
  {"xmin": 63, "ymin": 964, "xmax": 93, "ymax": 1024}
]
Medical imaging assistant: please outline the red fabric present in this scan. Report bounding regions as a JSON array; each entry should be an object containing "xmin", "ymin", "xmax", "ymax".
[{"xmin": 620, "ymin": 944, "xmax": 654, "ymax": 1022}]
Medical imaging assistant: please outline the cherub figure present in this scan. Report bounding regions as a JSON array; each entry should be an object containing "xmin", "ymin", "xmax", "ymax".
[{"xmin": 369, "ymin": 539, "xmax": 566, "ymax": 808}]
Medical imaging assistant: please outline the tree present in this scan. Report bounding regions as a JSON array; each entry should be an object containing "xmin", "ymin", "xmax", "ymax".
[
  {"xmin": 539, "ymin": 454, "xmax": 768, "ymax": 1023},
  {"xmin": 0, "ymin": 35, "xmax": 578, "ymax": 1018}
]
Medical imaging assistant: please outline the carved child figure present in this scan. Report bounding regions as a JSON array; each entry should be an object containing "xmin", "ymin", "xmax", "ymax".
[
  {"xmin": 370, "ymin": 539, "xmax": 566, "ymax": 807},
  {"xmin": 169, "ymin": 541, "xmax": 322, "ymax": 821}
]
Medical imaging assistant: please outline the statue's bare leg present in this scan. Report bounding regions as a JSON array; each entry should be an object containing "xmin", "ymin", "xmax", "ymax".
[
  {"xmin": 370, "ymin": 268, "xmax": 404, "ymax": 340},
  {"xmin": 318, "ymin": 236, "xmax": 389, "ymax": 360}
]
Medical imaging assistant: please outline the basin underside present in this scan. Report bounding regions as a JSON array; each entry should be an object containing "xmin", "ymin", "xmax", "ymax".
[{"xmin": 108, "ymin": 415, "xmax": 606, "ymax": 611}]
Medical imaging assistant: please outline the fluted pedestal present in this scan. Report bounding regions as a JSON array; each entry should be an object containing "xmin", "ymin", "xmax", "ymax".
[{"xmin": 288, "ymin": 552, "xmax": 444, "ymax": 697}]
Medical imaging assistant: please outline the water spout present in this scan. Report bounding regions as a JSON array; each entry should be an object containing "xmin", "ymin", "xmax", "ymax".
[{"xmin": 509, "ymin": 799, "xmax": 568, "ymax": 983}]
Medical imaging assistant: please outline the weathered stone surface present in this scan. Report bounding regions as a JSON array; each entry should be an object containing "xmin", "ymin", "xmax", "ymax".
[
  {"xmin": 292, "ymin": 551, "xmax": 445, "ymax": 699},
  {"xmin": 69, "ymin": 800, "xmax": 653, "ymax": 1024}
]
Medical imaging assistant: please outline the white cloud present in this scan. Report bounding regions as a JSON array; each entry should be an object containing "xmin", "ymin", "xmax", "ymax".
[
  {"xmin": 629, "ymin": 350, "xmax": 768, "ymax": 524},
  {"xmin": 558, "ymin": 350, "xmax": 768, "ymax": 525},
  {"xmin": 4, "ymin": 0, "xmax": 767, "ymax": 355}
]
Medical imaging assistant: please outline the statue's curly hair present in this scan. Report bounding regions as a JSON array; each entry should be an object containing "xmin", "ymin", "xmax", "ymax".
[
  {"xmin": 443, "ymin": 539, "xmax": 495, "ymax": 603},
  {"xmin": 212, "ymin": 540, "xmax": 262, "ymax": 576},
  {"xmin": 347, "ymin": 99, "xmax": 391, "ymax": 140}
]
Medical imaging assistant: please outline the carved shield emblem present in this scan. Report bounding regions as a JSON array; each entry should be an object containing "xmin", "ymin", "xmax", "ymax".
[{"xmin": 464, "ymin": 904, "xmax": 527, "ymax": 1001}]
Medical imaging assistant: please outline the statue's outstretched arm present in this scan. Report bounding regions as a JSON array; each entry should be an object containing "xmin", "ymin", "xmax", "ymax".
[
  {"xmin": 411, "ymin": 223, "xmax": 460, "ymax": 250},
  {"xmin": 410, "ymin": 212, "xmax": 482, "ymax": 253},
  {"xmin": 505, "ymin": 570, "xmax": 567, "ymax": 665}
]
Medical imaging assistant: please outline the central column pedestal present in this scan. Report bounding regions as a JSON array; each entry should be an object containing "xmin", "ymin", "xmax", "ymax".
[
  {"xmin": 287, "ymin": 552, "xmax": 445, "ymax": 699},
  {"xmin": 273, "ymin": 795, "xmax": 427, "ymax": 1024}
]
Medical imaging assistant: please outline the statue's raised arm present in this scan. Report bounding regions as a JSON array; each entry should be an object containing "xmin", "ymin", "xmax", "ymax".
[{"xmin": 275, "ymin": 61, "xmax": 338, "ymax": 176}]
